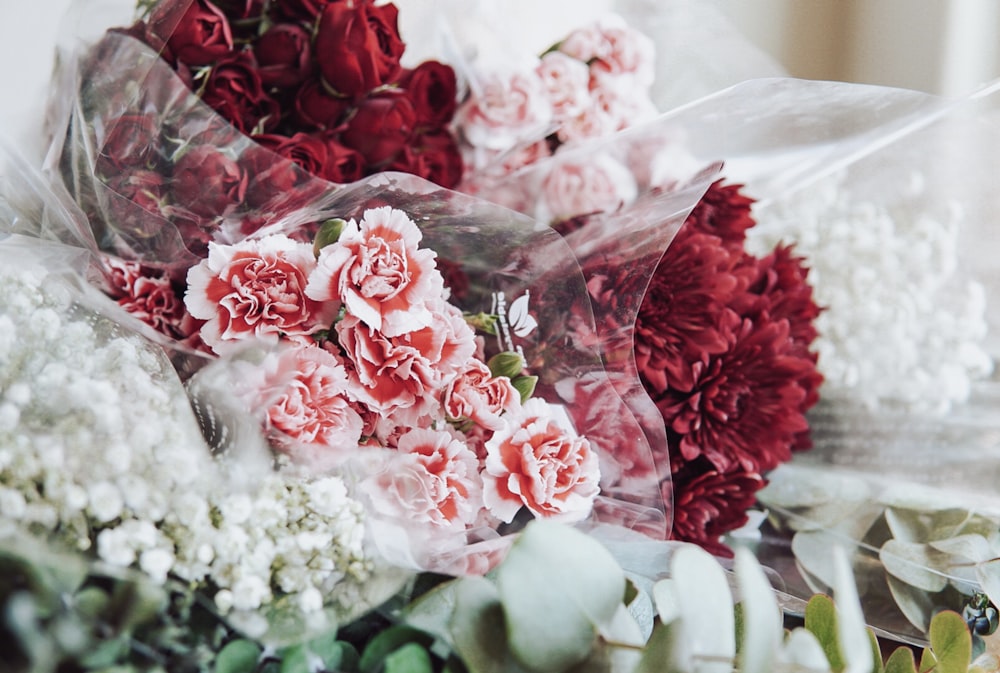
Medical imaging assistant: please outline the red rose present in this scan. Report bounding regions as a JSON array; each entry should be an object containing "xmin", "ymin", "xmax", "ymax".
[
  {"xmin": 237, "ymin": 142, "xmax": 301, "ymax": 209},
  {"xmin": 147, "ymin": 0, "xmax": 233, "ymax": 67},
  {"xmin": 293, "ymin": 78, "xmax": 352, "ymax": 130},
  {"xmin": 172, "ymin": 146, "xmax": 248, "ymax": 219},
  {"xmin": 254, "ymin": 23, "xmax": 313, "ymax": 88},
  {"xmin": 388, "ymin": 130, "xmax": 463, "ymax": 188},
  {"xmin": 314, "ymin": 1, "xmax": 404, "ymax": 97},
  {"xmin": 211, "ymin": 0, "xmax": 265, "ymax": 20},
  {"xmin": 103, "ymin": 169, "xmax": 169, "ymax": 243},
  {"xmin": 341, "ymin": 93, "xmax": 415, "ymax": 166},
  {"xmin": 254, "ymin": 132, "xmax": 364, "ymax": 183},
  {"xmin": 97, "ymin": 114, "xmax": 160, "ymax": 172},
  {"xmin": 201, "ymin": 51, "xmax": 280, "ymax": 134},
  {"xmin": 399, "ymin": 61, "xmax": 458, "ymax": 127},
  {"xmin": 271, "ymin": 0, "xmax": 343, "ymax": 23}
]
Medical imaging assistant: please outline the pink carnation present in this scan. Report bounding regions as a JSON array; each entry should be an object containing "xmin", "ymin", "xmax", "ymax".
[
  {"xmin": 260, "ymin": 344, "xmax": 364, "ymax": 470},
  {"xmin": 336, "ymin": 301, "xmax": 477, "ymax": 421},
  {"xmin": 538, "ymin": 152, "xmax": 638, "ymax": 223},
  {"xmin": 482, "ymin": 398, "xmax": 601, "ymax": 523},
  {"xmin": 454, "ymin": 63, "xmax": 553, "ymax": 151},
  {"xmin": 560, "ymin": 15, "xmax": 655, "ymax": 86},
  {"xmin": 443, "ymin": 359, "xmax": 520, "ymax": 431},
  {"xmin": 306, "ymin": 206, "xmax": 444, "ymax": 337},
  {"xmin": 186, "ymin": 235, "xmax": 337, "ymax": 352},
  {"xmin": 536, "ymin": 51, "xmax": 591, "ymax": 123},
  {"xmin": 364, "ymin": 427, "xmax": 483, "ymax": 529}
]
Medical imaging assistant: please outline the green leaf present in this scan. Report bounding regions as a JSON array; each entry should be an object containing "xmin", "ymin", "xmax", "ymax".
[
  {"xmin": 880, "ymin": 540, "xmax": 950, "ymax": 592},
  {"xmin": 280, "ymin": 645, "xmax": 311, "ymax": 673},
  {"xmin": 448, "ymin": 576, "xmax": 527, "ymax": 673},
  {"xmin": 632, "ymin": 622, "xmax": 683, "ymax": 673},
  {"xmin": 496, "ymin": 520, "xmax": 625, "ymax": 673},
  {"xmin": 308, "ymin": 633, "xmax": 357, "ymax": 672},
  {"xmin": 109, "ymin": 578, "xmax": 168, "ymax": 632},
  {"xmin": 883, "ymin": 645, "xmax": 919, "ymax": 673},
  {"xmin": 782, "ymin": 628, "xmax": 831, "ymax": 671},
  {"xmin": 734, "ymin": 547, "xmax": 781, "ymax": 673},
  {"xmin": 510, "ymin": 376, "xmax": 538, "ymax": 404},
  {"xmin": 384, "ymin": 642, "xmax": 434, "ymax": 673},
  {"xmin": 832, "ymin": 547, "xmax": 873, "ymax": 673},
  {"xmin": 927, "ymin": 534, "xmax": 992, "ymax": 562},
  {"xmin": 885, "ymin": 574, "xmax": 934, "ymax": 633},
  {"xmin": 360, "ymin": 625, "xmax": 435, "ymax": 673},
  {"xmin": 73, "ymin": 586, "xmax": 110, "ymax": 620},
  {"xmin": 868, "ymin": 630, "xmax": 884, "ymax": 673},
  {"xmin": 215, "ymin": 639, "xmax": 263, "ymax": 673},
  {"xmin": 975, "ymin": 558, "xmax": 1000, "ymax": 614},
  {"xmin": 78, "ymin": 635, "xmax": 130, "ymax": 669},
  {"xmin": 918, "ymin": 647, "xmax": 936, "ymax": 673},
  {"xmin": 404, "ymin": 580, "xmax": 460, "ymax": 647},
  {"xmin": 804, "ymin": 595, "xmax": 845, "ymax": 673},
  {"xmin": 928, "ymin": 610, "xmax": 972, "ymax": 673},
  {"xmin": 487, "ymin": 352, "xmax": 524, "ymax": 379},
  {"xmin": 313, "ymin": 218, "xmax": 346, "ymax": 255}
]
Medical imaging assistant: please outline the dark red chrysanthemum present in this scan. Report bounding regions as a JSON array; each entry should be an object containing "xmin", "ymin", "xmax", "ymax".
[
  {"xmin": 683, "ymin": 179, "xmax": 756, "ymax": 252},
  {"xmin": 657, "ymin": 316, "xmax": 813, "ymax": 474},
  {"xmin": 664, "ymin": 458, "xmax": 765, "ymax": 557},
  {"xmin": 635, "ymin": 230, "xmax": 741, "ymax": 394}
]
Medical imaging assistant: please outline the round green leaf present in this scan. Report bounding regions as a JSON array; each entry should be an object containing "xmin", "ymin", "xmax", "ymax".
[
  {"xmin": 879, "ymin": 540, "xmax": 949, "ymax": 592},
  {"xmin": 804, "ymin": 594, "xmax": 844, "ymax": 672},
  {"xmin": 448, "ymin": 577, "xmax": 526, "ymax": 673},
  {"xmin": 496, "ymin": 520, "xmax": 625, "ymax": 673},
  {"xmin": 280, "ymin": 644, "xmax": 310, "ymax": 673},
  {"xmin": 384, "ymin": 642, "xmax": 434, "ymax": 673},
  {"xmin": 359, "ymin": 625, "xmax": 435, "ymax": 673},
  {"xmin": 883, "ymin": 645, "xmax": 918, "ymax": 673},
  {"xmin": 782, "ymin": 628, "xmax": 831, "ymax": 671},
  {"xmin": 928, "ymin": 610, "xmax": 972, "ymax": 673},
  {"xmin": 884, "ymin": 574, "xmax": 933, "ymax": 633},
  {"xmin": 215, "ymin": 639, "xmax": 263, "ymax": 673},
  {"xmin": 928, "ymin": 534, "xmax": 992, "ymax": 562}
]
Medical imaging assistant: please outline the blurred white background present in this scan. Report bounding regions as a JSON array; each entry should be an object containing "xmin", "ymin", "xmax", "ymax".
[{"xmin": 1, "ymin": 0, "xmax": 999, "ymax": 162}]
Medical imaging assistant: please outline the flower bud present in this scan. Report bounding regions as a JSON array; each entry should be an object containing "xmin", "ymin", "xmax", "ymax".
[
  {"xmin": 313, "ymin": 218, "xmax": 346, "ymax": 256},
  {"xmin": 464, "ymin": 312, "xmax": 498, "ymax": 335},
  {"xmin": 511, "ymin": 374, "xmax": 538, "ymax": 403},
  {"xmin": 487, "ymin": 351, "xmax": 524, "ymax": 379}
]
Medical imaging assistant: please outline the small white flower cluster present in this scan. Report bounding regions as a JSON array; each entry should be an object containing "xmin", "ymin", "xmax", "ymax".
[
  {"xmin": 0, "ymin": 260, "xmax": 370, "ymax": 615},
  {"xmin": 747, "ymin": 172, "xmax": 992, "ymax": 414}
]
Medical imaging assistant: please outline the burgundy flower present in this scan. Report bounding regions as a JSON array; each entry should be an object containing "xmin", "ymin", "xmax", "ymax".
[
  {"xmin": 399, "ymin": 60, "xmax": 458, "ymax": 128},
  {"xmin": 387, "ymin": 130, "xmax": 463, "ymax": 188},
  {"xmin": 657, "ymin": 317, "xmax": 813, "ymax": 474},
  {"xmin": 97, "ymin": 114, "xmax": 160, "ymax": 172},
  {"xmin": 293, "ymin": 78, "xmax": 352, "ymax": 130},
  {"xmin": 254, "ymin": 131, "xmax": 364, "ymax": 183},
  {"xmin": 682, "ymin": 179, "xmax": 756, "ymax": 252},
  {"xmin": 147, "ymin": 0, "xmax": 233, "ymax": 67},
  {"xmin": 314, "ymin": 1, "xmax": 404, "ymax": 97},
  {"xmin": 341, "ymin": 92, "xmax": 416, "ymax": 166},
  {"xmin": 238, "ymin": 142, "xmax": 301, "ymax": 209},
  {"xmin": 211, "ymin": 0, "xmax": 265, "ymax": 21},
  {"xmin": 201, "ymin": 51, "xmax": 280, "ymax": 134},
  {"xmin": 665, "ymin": 460, "xmax": 765, "ymax": 557},
  {"xmin": 634, "ymin": 230, "xmax": 741, "ymax": 394},
  {"xmin": 254, "ymin": 23, "xmax": 313, "ymax": 88},
  {"xmin": 271, "ymin": 0, "xmax": 344, "ymax": 23},
  {"xmin": 171, "ymin": 145, "xmax": 248, "ymax": 219}
]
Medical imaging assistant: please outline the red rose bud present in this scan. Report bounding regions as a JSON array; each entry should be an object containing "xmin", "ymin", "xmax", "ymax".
[
  {"xmin": 341, "ymin": 93, "xmax": 415, "ymax": 166},
  {"xmin": 96, "ymin": 114, "xmax": 160, "ymax": 173},
  {"xmin": 314, "ymin": 1, "xmax": 404, "ymax": 97},
  {"xmin": 255, "ymin": 132, "xmax": 364, "ymax": 183},
  {"xmin": 293, "ymin": 77, "xmax": 352, "ymax": 130},
  {"xmin": 399, "ymin": 61, "xmax": 458, "ymax": 127},
  {"xmin": 201, "ymin": 51, "xmax": 280, "ymax": 134},
  {"xmin": 254, "ymin": 23, "xmax": 313, "ymax": 88},
  {"xmin": 171, "ymin": 146, "xmax": 248, "ymax": 219},
  {"xmin": 147, "ymin": 0, "xmax": 233, "ymax": 67},
  {"xmin": 388, "ymin": 130, "xmax": 463, "ymax": 188}
]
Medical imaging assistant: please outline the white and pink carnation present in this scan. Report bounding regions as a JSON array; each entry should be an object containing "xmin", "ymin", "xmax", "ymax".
[
  {"xmin": 536, "ymin": 51, "xmax": 591, "ymax": 124},
  {"xmin": 306, "ymin": 207, "xmax": 444, "ymax": 338},
  {"xmin": 481, "ymin": 398, "xmax": 601, "ymax": 523},
  {"xmin": 185, "ymin": 235, "xmax": 336, "ymax": 352},
  {"xmin": 560, "ymin": 15, "xmax": 655, "ymax": 87},
  {"xmin": 454, "ymin": 62, "xmax": 553, "ymax": 152},
  {"xmin": 364, "ymin": 427, "xmax": 484, "ymax": 529},
  {"xmin": 538, "ymin": 152, "xmax": 638, "ymax": 223},
  {"xmin": 444, "ymin": 359, "xmax": 520, "ymax": 431},
  {"xmin": 336, "ymin": 300, "xmax": 477, "ymax": 421},
  {"xmin": 259, "ymin": 344, "xmax": 364, "ymax": 470}
]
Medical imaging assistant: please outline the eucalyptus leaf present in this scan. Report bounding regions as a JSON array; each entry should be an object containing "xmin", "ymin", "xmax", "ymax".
[
  {"xmin": 733, "ymin": 547, "xmax": 781, "ymax": 673},
  {"xmin": 662, "ymin": 544, "xmax": 735, "ymax": 673},
  {"xmin": 632, "ymin": 622, "xmax": 683, "ymax": 673},
  {"xmin": 976, "ymin": 558, "xmax": 1000, "ymax": 615},
  {"xmin": 793, "ymin": 530, "xmax": 850, "ymax": 590},
  {"xmin": 404, "ymin": 580, "xmax": 460, "ymax": 648},
  {"xmin": 448, "ymin": 576, "xmax": 527, "ymax": 673},
  {"xmin": 804, "ymin": 595, "xmax": 844, "ymax": 673},
  {"xmin": 215, "ymin": 639, "xmax": 263, "ymax": 673},
  {"xmin": 780, "ymin": 628, "xmax": 831, "ymax": 671},
  {"xmin": 832, "ymin": 548, "xmax": 873, "ymax": 673},
  {"xmin": 884, "ymin": 574, "xmax": 933, "ymax": 633},
  {"xmin": 496, "ymin": 520, "xmax": 625, "ymax": 673},
  {"xmin": 308, "ymin": 633, "xmax": 356, "ymax": 672},
  {"xmin": 757, "ymin": 466, "xmax": 870, "ymax": 510},
  {"xmin": 928, "ymin": 535, "xmax": 993, "ymax": 563},
  {"xmin": 78, "ymin": 634, "xmax": 130, "ymax": 669},
  {"xmin": 359, "ymin": 625, "xmax": 435, "ymax": 673},
  {"xmin": 879, "ymin": 540, "xmax": 950, "ymax": 593},
  {"xmin": 384, "ymin": 642, "xmax": 434, "ymax": 673},
  {"xmin": 928, "ymin": 610, "xmax": 972, "ymax": 673},
  {"xmin": 884, "ymin": 508, "xmax": 926, "ymax": 544},
  {"xmin": 882, "ymin": 646, "xmax": 918, "ymax": 673},
  {"xmin": 651, "ymin": 579, "xmax": 680, "ymax": 625},
  {"xmin": 280, "ymin": 644, "xmax": 311, "ymax": 673}
]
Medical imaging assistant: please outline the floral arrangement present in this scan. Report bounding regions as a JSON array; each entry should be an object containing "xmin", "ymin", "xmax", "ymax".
[{"xmin": 126, "ymin": 0, "xmax": 463, "ymax": 187}]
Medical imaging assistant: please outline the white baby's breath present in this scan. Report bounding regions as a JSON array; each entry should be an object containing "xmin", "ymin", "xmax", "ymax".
[
  {"xmin": 748, "ymin": 172, "xmax": 992, "ymax": 414},
  {"xmin": 0, "ymin": 260, "xmax": 371, "ymax": 615}
]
